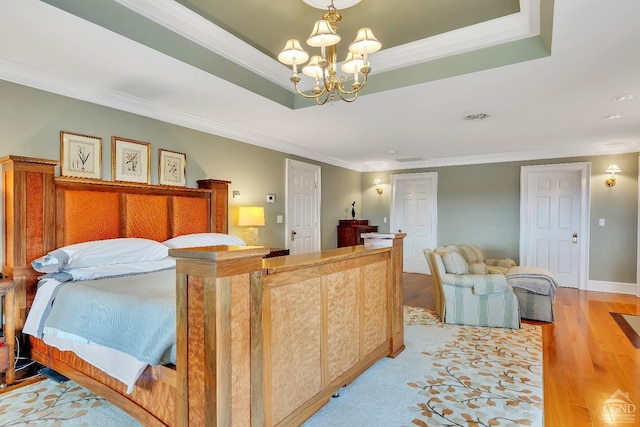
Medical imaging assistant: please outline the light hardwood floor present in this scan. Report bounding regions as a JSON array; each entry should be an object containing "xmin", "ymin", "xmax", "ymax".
[{"xmin": 403, "ymin": 273, "xmax": 640, "ymax": 427}]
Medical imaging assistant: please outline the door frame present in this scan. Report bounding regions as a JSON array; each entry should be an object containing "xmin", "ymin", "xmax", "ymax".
[
  {"xmin": 285, "ymin": 158, "xmax": 321, "ymax": 253},
  {"xmin": 390, "ymin": 172, "xmax": 438, "ymax": 273},
  {"xmin": 519, "ymin": 162, "xmax": 591, "ymax": 290}
]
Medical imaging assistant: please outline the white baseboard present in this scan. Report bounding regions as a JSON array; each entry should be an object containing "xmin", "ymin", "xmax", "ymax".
[{"xmin": 586, "ymin": 280, "xmax": 638, "ymax": 295}]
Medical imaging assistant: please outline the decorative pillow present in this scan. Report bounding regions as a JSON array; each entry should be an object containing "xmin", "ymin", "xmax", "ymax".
[
  {"xmin": 436, "ymin": 249, "xmax": 469, "ymax": 275},
  {"xmin": 445, "ymin": 244, "xmax": 484, "ymax": 264},
  {"xmin": 31, "ymin": 238, "xmax": 169, "ymax": 273},
  {"xmin": 162, "ymin": 233, "xmax": 246, "ymax": 249},
  {"xmin": 468, "ymin": 263, "xmax": 487, "ymax": 274}
]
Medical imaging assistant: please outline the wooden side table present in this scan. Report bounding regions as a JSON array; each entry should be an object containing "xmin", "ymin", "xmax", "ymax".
[{"xmin": 0, "ymin": 280, "xmax": 15, "ymax": 386}]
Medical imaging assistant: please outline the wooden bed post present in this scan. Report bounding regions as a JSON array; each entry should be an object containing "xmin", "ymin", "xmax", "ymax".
[
  {"xmin": 197, "ymin": 179, "xmax": 231, "ymax": 234},
  {"xmin": 170, "ymin": 245, "xmax": 269, "ymax": 427},
  {"xmin": 1, "ymin": 156, "xmax": 58, "ymax": 329}
]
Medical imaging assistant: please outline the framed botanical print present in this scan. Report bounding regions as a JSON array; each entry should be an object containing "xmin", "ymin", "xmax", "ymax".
[
  {"xmin": 111, "ymin": 136, "xmax": 151, "ymax": 184},
  {"xmin": 159, "ymin": 149, "xmax": 186, "ymax": 187},
  {"xmin": 60, "ymin": 131, "xmax": 102, "ymax": 179}
]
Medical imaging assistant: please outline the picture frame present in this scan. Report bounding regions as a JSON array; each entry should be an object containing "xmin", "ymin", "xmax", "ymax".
[
  {"xmin": 111, "ymin": 136, "xmax": 151, "ymax": 184},
  {"xmin": 60, "ymin": 131, "xmax": 102, "ymax": 180},
  {"xmin": 159, "ymin": 149, "xmax": 187, "ymax": 187}
]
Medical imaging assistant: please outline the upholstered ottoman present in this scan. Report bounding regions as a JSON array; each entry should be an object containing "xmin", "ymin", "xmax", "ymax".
[{"xmin": 505, "ymin": 266, "xmax": 559, "ymax": 322}]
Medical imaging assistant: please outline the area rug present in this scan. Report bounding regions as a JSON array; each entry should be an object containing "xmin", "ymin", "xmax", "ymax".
[
  {"xmin": 0, "ymin": 307, "xmax": 542, "ymax": 426},
  {"xmin": 0, "ymin": 379, "xmax": 140, "ymax": 426},
  {"xmin": 610, "ymin": 312, "xmax": 640, "ymax": 349},
  {"xmin": 304, "ymin": 306, "xmax": 543, "ymax": 426}
]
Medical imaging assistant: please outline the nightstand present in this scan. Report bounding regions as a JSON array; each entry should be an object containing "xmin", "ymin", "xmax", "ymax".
[{"xmin": 0, "ymin": 280, "xmax": 15, "ymax": 386}]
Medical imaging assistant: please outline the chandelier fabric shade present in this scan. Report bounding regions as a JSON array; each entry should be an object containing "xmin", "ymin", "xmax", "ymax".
[
  {"xmin": 278, "ymin": 0, "xmax": 381, "ymax": 105},
  {"xmin": 307, "ymin": 20, "xmax": 341, "ymax": 47},
  {"xmin": 277, "ymin": 39, "xmax": 310, "ymax": 73}
]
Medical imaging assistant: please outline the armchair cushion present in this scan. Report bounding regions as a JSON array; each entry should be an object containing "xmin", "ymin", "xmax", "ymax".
[{"xmin": 440, "ymin": 272, "xmax": 509, "ymax": 295}]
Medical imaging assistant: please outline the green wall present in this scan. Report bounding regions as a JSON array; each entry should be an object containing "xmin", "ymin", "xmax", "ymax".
[
  {"xmin": 362, "ymin": 154, "xmax": 639, "ymax": 284},
  {"xmin": 1, "ymin": 79, "xmax": 638, "ymax": 284},
  {"xmin": 0, "ymin": 80, "xmax": 360, "ymax": 253}
]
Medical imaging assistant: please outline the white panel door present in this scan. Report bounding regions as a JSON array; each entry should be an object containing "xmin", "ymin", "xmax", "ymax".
[
  {"xmin": 286, "ymin": 159, "xmax": 320, "ymax": 255},
  {"xmin": 391, "ymin": 173, "xmax": 438, "ymax": 274},
  {"xmin": 524, "ymin": 169, "xmax": 582, "ymax": 287}
]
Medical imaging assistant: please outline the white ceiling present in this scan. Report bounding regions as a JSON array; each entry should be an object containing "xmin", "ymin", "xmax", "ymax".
[{"xmin": 1, "ymin": 0, "xmax": 639, "ymax": 172}]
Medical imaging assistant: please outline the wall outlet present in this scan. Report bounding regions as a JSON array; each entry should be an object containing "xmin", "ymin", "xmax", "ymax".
[{"xmin": 276, "ymin": 215, "xmax": 283, "ymax": 224}]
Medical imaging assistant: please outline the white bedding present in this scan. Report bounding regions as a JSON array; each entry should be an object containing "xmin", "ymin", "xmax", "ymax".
[
  {"xmin": 44, "ymin": 334, "xmax": 148, "ymax": 394},
  {"xmin": 24, "ymin": 234, "xmax": 247, "ymax": 394},
  {"xmin": 24, "ymin": 257, "xmax": 177, "ymax": 393}
]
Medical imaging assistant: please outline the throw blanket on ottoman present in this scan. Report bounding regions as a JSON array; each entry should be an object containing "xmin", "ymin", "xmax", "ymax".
[{"xmin": 506, "ymin": 266, "xmax": 559, "ymax": 322}]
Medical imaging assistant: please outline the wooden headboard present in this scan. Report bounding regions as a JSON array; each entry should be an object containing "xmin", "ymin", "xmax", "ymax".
[{"xmin": 1, "ymin": 155, "xmax": 230, "ymax": 329}]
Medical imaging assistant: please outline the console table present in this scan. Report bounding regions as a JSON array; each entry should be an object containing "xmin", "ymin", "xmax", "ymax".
[{"xmin": 337, "ymin": 219, "xmax": 378, "ymax": 248}]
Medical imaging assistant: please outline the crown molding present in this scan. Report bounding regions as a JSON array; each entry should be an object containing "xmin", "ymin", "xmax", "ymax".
[
  {"xmin": 2, "ymin": 56, "xmax": 636, "ymax": 174},
  {"xmin": 0, "ymin": 57, "xmax": 359, "ymax": 171},
  {"xmin": 358, "ymin": 140, "xmax": 640, "ymax": 172},
  {"xmin": 116, "ymin": 0, "xmax": 540, "ymax": 90},
  {"xmin": 113, "ymin": 0, "xmax": 293, "ymax": 90}
]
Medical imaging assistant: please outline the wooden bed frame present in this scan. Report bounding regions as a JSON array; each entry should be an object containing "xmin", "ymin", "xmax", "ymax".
[
  {"xmin": 1, "ymin": 155, "xmax": 229, "ymax": 425},
  {"xmin": 2, "ymin": 155, "xmax": 405, "ymax": 426}
]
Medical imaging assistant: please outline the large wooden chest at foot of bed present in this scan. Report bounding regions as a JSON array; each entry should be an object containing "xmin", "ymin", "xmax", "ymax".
[{"xmin": 171, "ymin": 239, "xmax": 405, "ymax": 427}]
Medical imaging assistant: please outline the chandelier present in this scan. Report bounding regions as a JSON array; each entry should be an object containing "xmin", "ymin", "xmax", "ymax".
[{"xmin": 277, "ymin": 0, "xmax": 381, "ymax": 105}]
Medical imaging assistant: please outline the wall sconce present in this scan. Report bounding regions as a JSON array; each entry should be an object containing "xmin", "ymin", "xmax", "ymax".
[
  {"xmin": 605, "ymin": 164, "xmax": 621, "ymax": 187},
  {"xmin": 373, "ymin": 178, "xmax": 383, "ymax": 195},
  {"xmin": 238, "ymin": 206, "xmax": 265, "ymax": 246}
]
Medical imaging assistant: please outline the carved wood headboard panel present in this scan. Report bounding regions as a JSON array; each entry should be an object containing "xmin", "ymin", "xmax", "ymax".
[
  {"xmin": 54, "ymin": 179, "xmax": 214, "ymax": 247},
  {"xmin": 1, "ymin": 155, "xmax": 230, "ymax": 329}
]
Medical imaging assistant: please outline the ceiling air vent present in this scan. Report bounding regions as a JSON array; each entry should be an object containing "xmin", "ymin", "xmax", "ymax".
[{"xmin": 396, "ymin": 157, "xmax": 424, "ymax": 163}]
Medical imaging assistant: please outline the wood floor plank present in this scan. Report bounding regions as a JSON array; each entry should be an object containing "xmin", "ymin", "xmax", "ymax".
[{"xmin": 404, "ymin": 274, "xmax": 640, "ymax": 427}]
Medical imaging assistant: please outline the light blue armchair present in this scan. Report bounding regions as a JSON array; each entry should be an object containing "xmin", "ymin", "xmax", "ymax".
[{"xmin": 424, "ymin": 248, "xmax": 520, "ymax": 329}]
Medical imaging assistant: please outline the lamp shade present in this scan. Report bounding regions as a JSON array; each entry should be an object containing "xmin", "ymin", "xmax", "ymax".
[
  {"xmin": 302, "ymin": 55, "xmax": 324, "ymax": 78},
  {"xmin": 278, "ymin": 39, "xmax": 309, "ymax": 65},
  {"xmin": 349, "ymin": 28, "xmax": 381, "ymax": 54},
  {"xmin": 605, "ymin": 164, "xmax": 621, "ymax": 173},
  {"xmin": 307, "ymin": 20, "xmax": 341, "ymax": 47},
  {"xmin": 341, "ymin": 52, "xmax": 364, "ymax": 74},
  {"xmin": 238, "ymin": 206, "xmax": 265, "ymax": 227}
]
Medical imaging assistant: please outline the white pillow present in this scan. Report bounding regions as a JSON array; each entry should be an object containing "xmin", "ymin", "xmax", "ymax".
[
  {"xmin": 31, "ymin": 238, "xmax": 169, "ymax": 273},
  {"xmin": 436, "ymin": 249, "xmax": 469, "ymax": 275},
  {"xmin": 162, "ymin": 233, "xmax": 246, "ymax": 249}
]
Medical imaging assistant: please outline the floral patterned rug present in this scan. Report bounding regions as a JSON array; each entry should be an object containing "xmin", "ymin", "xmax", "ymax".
[
  {"xmin": 1, "ymin": 307, "xmax": 542, "ymax": 426},
  {"xmin": 304, "ymin": 306, "xmax": 543, "ymax": 426},
  {"xmin": 0, "ymin": 379, "xmax": 140, "ymax": 426}
]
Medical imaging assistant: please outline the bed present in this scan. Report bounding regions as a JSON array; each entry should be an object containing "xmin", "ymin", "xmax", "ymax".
[
  {"xmin": 2, "ymin": 155, "xmax": 405, "ymax": 426},
  {"xmin": 2, "ymin": 155, "xmax": 232, "ymax": 425}
]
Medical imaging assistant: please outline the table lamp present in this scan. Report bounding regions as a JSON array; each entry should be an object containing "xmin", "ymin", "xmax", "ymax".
[{"xmin": 238, "ymin": 206, "xmax": 265, "ymax": 246}]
